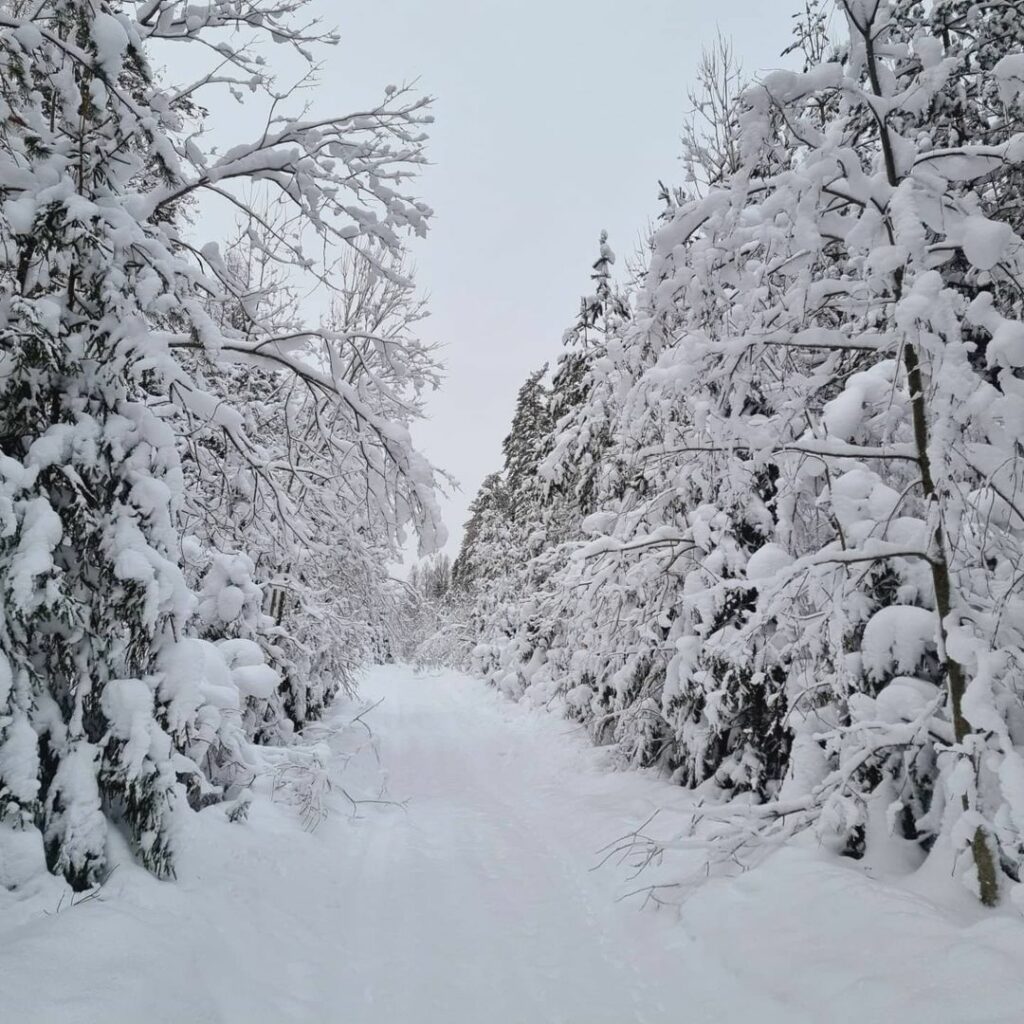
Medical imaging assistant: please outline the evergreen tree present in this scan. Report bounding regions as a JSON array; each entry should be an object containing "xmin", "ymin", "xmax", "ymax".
[
  {"xmin": 545, "ymin": 231, "xmax": 630, "ymax": 518},
  {"xmin": 501, "ymin": 366, "xmax": 552, "ymax": 522}
]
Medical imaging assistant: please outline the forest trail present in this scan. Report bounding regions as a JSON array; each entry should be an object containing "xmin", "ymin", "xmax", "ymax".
[
  {"xmin": 353, "ymin": 666, "xmax": 1024, "ymax": 1024},
  {"xmin": 318, "ymin": 665, "xmax": 739, "ymax": 1024},
  {"xmin": 5, "ymin": 665, "xmax": 1024, "ymax": 1024}
]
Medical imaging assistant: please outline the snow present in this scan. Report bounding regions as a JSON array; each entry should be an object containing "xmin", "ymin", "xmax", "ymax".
[
  {"xmin": 230, "ymin": 663, "xmax": 279, "ymax": 700},
  {"xmin": 42, "ymin": 742, "xmax": 107, "ymax": 883},
  {"xmin": 216, "ymin": 585, "xmax": 246, "ymax": 622},
  {"xmin": 993, "ymin": 53, "xmax": 1024, "ymax": 105},
  {"xmin": 100, "ymin": 678, "xmax": 155, "ymax": 738},
  {"xmin": 967, "ymin": 292, "xmax": 1024, "ymax": 368},
  {"xmin": 862, "ymin": 605, "xmax": 937, "ymax": 681},
  {"xmin": 0, "ymin": 715, "xmax": 40, "ymax": 803},
  {"xmin": 960, "ymin": 215, "xmax": 1016, "ymax": 271},
  {"xmin": 0, "ymin": 824, "xmax": 45, "ymax": 889},
  {"xmin": 8, "ymin": 497, "xmax": 62, "ymax": 612},
  {"xmin": 90, "ymin": 14, "xmax": 130, "ymax": 80},
  {"xmin": 157, "ymin": 637, "xmax": 238, "ymax": 727},
  {"xmin": 821, "ymin": 385, "xmax": 866, "ymax": 440},
  {"xmin": 0, "ymin": 650, "xmax": 12, "ymax": 711},
  {"xmin": 217, "ymin": 638, "xmax": 280, "ymax": 699},
  {"xmin": 872, "ymin": 675, "xmax": 941, "ymax": 723},
  {"xmin": 745, "ymin": 541, "xmax": 793, "ymax": 581},
  {"xmin": 4, "ymin": 665, "xmax": 1024, "ymax": 1023}
]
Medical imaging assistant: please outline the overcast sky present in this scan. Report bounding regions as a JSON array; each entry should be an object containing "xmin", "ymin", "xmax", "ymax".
[{"xmin": 191, "ymin": 2, "xmax": 798, "ymax": 559}]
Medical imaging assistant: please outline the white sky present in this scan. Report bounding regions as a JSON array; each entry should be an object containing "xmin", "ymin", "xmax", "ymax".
[{"xmin": 186, "ymin": 2, "xmax": 798, "ymax": 558}]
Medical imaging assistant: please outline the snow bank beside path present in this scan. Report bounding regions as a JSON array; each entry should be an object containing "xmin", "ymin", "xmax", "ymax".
[{"xmin": 2, "ymin": 665, "xmax": 1023, "ymax": 1023}]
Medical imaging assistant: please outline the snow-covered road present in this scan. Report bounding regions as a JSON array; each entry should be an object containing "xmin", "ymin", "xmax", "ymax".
[{"xmin": 4, "ymin": 665, "xmax": 1024, "ymax": 1023}]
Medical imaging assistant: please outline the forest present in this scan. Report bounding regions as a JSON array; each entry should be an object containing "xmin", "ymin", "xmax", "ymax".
[
  {"xmin": 3, "ymin": 1, "xmax": 1024, "ymax": 1021},
  {"xmin": 0, "ymin": 0, "xmax": 445, "ymax": 889},
  {"xmin": 403, "ymin": 0, "xmax": 1024, "ymax": 908}
]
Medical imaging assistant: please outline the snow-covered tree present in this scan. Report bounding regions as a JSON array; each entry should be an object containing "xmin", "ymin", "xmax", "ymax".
[
  {"xmin": 0, "ymin": 0, "xmax": 443, "ymax": 888},
  {"xmin": 433, "ymin": 0, "xmax": 1024, "ymax": 906}
]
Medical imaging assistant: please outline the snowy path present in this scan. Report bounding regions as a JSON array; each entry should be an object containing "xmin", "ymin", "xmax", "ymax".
[
  {"xmin": 327, "ymin": 667, "xmax": 696, "ymax": 1024},
  {"xmin": 5, "ymin": 665, "xmax": 1024, "ymax": 1023}
]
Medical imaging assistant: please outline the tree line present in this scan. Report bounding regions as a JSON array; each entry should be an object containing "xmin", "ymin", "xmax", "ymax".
[
  {"xmin": 417, "ymin": 0, "xmax": 1024, "ymax": 906},
  {"xmin": 0, "ymin": 0, "xmax": 443, "ymax": 888}
]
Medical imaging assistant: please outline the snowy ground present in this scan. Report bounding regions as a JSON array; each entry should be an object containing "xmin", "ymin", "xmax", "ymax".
[{"xmin": 3, "ymin": 665, "xmax": 1024, "ymax": 1023}]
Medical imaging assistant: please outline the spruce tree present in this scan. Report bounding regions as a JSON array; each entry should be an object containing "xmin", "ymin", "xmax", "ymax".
[{"xmin": 0, "ymin": 0, "xmax": 194, "ymax": 885}]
